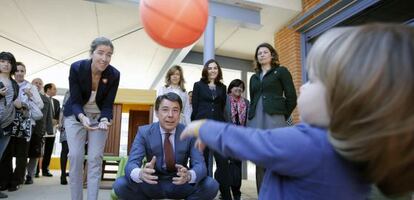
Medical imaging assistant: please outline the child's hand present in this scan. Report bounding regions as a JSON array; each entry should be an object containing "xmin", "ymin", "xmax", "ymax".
[
  {"xmin": 180, "ymin": 120, "xmax": 207, "ymax": 152},
  {"xmin": 180, "ymin": 120, "xmax": 206, "ymax": 139}
]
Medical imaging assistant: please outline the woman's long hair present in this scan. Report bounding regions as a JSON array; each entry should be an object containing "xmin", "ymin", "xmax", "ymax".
[{"xmin": 165, "ymin": 65, "xmax": 186, "ymax": 92}]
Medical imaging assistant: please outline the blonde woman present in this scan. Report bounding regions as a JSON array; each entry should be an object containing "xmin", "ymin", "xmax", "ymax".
[
  {"xmin": 181, "ymin": 24, "xmax": 414, "ymax": 199},
  {"xmin": 155, "ymin": 65, "xmax": 191, "ymax": 125}
]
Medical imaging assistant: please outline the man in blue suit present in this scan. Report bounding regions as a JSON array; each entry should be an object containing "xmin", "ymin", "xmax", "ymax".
[{"xmin": 113, "ymin": 92, "xmax": 219, "ymax": 200}]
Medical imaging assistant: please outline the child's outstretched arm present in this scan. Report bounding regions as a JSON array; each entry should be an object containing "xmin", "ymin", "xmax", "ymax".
[{"xmin": 181, "ymin": 120, "xmax": 324, "ymax": 177}]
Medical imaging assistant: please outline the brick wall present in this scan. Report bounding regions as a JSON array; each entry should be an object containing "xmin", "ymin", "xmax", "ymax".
[
  {"xmin": 273, "ymin": 0, "xmax": 323, "ymax": 123},
  {"xmin": 274, "ymin": 28, "xmax": 301, "ymax": 122}
]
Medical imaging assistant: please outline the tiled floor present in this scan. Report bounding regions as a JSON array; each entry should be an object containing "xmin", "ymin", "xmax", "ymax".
[{"xmin": 2, "ymin": 170, "xmax": 258, "ymax": 200}]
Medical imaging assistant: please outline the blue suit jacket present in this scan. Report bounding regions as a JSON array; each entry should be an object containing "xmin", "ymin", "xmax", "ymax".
[
  {"xmin": 63, "ymin": 59, "xmax": 120, "ymax": 121},
  {"xmin": 125, "ymin": 122, "xmax": 207, "ymax": 184}
]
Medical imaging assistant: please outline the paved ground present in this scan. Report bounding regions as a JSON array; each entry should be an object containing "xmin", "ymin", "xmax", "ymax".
[{"xmin": 2, "ymin": 170, "xmax": 258, "ymax": 200}]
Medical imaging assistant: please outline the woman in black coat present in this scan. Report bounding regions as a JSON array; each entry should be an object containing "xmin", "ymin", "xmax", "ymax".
[{"xmin": 191, "ymin": 59, "xmax": 230, "ymax": 199}]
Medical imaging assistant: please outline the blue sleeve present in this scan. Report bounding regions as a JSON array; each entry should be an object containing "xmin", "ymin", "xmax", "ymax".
[
  {"xmin": 125, "ymin": 126, "xmax": 147, "ymax": 181},
  {"xmin": 99, "ymin": 70, "xmax": 120, "ymax": 121},
  {"xmin": 188, "ymin": 137, "xmax": 207, "ymax": 183},
  {"xmin": 68, "ymin": 62, "xmax": 85, "ymax": 118},
  {"xmin": 199, "ymin": 121, "xmax": 323, "ymax": 177}
]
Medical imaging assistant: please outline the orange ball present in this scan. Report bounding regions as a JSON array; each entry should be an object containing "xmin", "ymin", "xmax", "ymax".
[{"xmin": 140, "ymin": 0, "xmax": 209, "ymax": 49}]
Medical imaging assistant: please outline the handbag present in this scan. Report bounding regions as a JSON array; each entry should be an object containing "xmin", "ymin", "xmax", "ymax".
[
  {"xmin": 10, "ymin": 108, "xmax": 32, "ymax": 141},
  {"xmin": 28, "ymin": 100, "xmax": 43, "ymax": 120}
]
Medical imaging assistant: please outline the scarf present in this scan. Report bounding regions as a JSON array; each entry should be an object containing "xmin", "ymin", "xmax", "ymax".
[{"xmin": 230, "ymin": 95, "xmax": 247, "ymax": 126}]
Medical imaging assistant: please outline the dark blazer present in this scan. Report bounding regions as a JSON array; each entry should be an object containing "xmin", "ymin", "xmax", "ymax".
[
  {"xmin": 32, "ymin": 94, "xmax": 53, "ymax": 136},
  {"xmin": 125, "ymin": 123, "xmax": 207, "ymax": 183},
  {"xmin": 224, "ymin": 95, "xmax": 249, "ymax": 126},
  {"xmin": 248, "ymin": 66, "xmax": 297, "ymax": 120},
  {"xmin": 191, "ymin": 81, "xmax": 226, "ymax": 121},
  {"xmin": 63, "ymin": 59, "xmax": 120, "ymax": 121},
  {"xmin": 51, "ymin": 98, "xmax": 60, "ymax": 121}
]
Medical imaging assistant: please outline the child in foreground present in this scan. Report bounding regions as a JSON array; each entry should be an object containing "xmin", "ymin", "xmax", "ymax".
[{"xmin": 181, "ymin": 23, "xmax": 414, "ymax": 200}]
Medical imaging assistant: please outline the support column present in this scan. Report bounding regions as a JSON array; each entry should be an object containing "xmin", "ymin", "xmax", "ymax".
[{"xmin": 203, "ymin": 15, "xmax": 216, "ymax": 65}]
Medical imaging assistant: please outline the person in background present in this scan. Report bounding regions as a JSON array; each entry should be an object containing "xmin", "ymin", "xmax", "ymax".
[
  {"xmin": 191, "ymin": 59, "xmax": 227, "ymax": 198},
  {"xmin": 154, "ymin": 65, "xmax": 191, "ymax": 125},
  {"xmin": 113, "ymin": 92, "xmax": 219, "ymax": 200},
  {"xmin": 247, "ymin": 42, "xmax": 297, "ymax": 193},
  {"xmin": 38, "ymin": 83, "xmax": 60, "ymax": 177},
  {"xmin": 0, "ymin": 61, "xmax": 43, "ymax": 192},
  {"xmin": 0, "ymin": 52, "xmax": 19, "ymax": 199},
  {"xmin": 223, "ymin": 79, "xmax": 249, "ymax": 200},
  {"xmin": 25, "ymin": 78, "xmax": 53, "ymax": 185},
  {"xmin": 188, "ymin": 91, "xmax": 193, "ymax": 104},
  {"xmin": 181, "ymin": 23, "xmax": 414, "ymax": 200},
  {"xmin": 187, "ymin": 91, "xmax": 193, "ymax": 118},
  {"xmin": 63, "ymin": 37, "xmax": 120, "ymax": 200},
  {"xmin": 59, "ymin": 90, "xmax": 70, "ymax": 185}
]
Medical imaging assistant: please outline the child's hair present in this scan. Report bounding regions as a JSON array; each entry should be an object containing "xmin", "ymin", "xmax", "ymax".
[
  {"xmin": 165, "ymin": 65, "xmax": 186, "ymax": 92},
  {"xmin": 307, "ymin": 23, "xmax": 414, "ymax": 195}
]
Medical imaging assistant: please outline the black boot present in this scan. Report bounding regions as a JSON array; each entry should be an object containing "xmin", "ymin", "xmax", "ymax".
[
  {"xmin": 0, "ymin": 191, "xmax": 8, "ymax": 198},
  {"xmin": 25, "ymin": 175, "xmax": 33, "ymax": 185},
  {"xmin": 60, "ymin": 176, "xmax": 68, "ymax": 185}
]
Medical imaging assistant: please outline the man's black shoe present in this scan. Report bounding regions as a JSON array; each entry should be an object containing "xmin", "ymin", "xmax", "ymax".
[
  {"xmin": 25, "ymin": 176, "xmax": 33, "ymax": 185},
  {"xmin": 0, "ymin": 185, "xmax": 7, "ymax": 191},
  {"xmin": 0, "ymin": 191, "xmax": 8, "ymax": 198},
  {"xmin": 43, "ymin": 171, "xmax": 53, "ymax": 177},
  {"xmin": 60, "ymin": 176, "xmax": 68, "ymax": 185},
  {"xmin": 8, "ymin": 185, "xmax": 19, "ymax": 192},
  {"xmin": 34, "ymin": 173, "xmax": 39, "ymax": 178}
]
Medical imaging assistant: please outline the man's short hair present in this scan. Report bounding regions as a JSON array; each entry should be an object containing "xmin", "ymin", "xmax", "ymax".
[
  {"xmin": 155, "ymin": 92, "xmax": 182, "ymax": 112},
  {"xmin": 44, "ymin": 83, "xmax": 54, "ymax": 93}
]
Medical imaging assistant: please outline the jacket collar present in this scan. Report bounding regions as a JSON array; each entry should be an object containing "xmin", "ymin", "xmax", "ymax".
[{"xmin": 254, "ymin": 66, "xmax": 277, "ymax": 79}]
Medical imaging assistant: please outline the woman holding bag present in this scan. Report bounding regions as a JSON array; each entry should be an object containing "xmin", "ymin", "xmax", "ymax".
[
  {"xmin": 0, "ymin": 52, "xmax": 19, "ymax": 199},
  {"xmin": 0, "ymin": 61, "xmax": 43, "ymax": 192}
]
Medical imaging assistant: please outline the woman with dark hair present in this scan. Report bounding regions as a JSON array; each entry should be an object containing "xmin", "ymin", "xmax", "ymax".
[
  {"xmin": 191, "ymin": 59, "xmax": 228, "ymax": 199},
  {"xmin": 0, "ymin": 61, "xmax": 43, "ymax": 193},
  {"xmin": 223, "ymin": 79, "xmax": 249, "ymax": 200},
  {"xmin": 248, "ymin": 43, "xmax": 297, "ymax": 194},
  {"xmin": 0, "ymin": 52, "xmax": 19, "ymax": 199},
  {"xmin": 63, "ymin": 37, "xmax": 120, "ymax": 200},
  {"xmin": 155, "ymin": 65, "xmax": 191, "ymax": 125}
]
